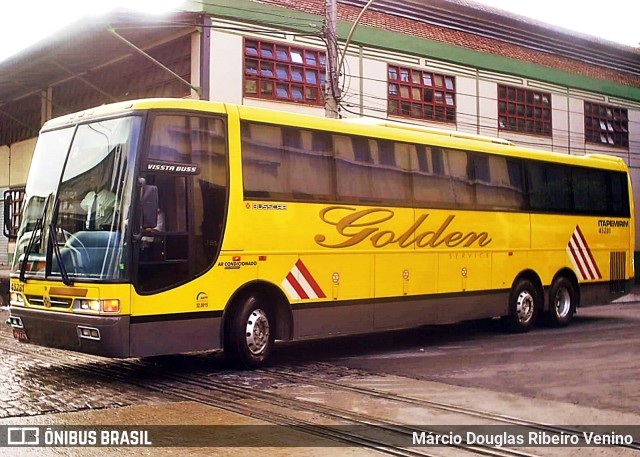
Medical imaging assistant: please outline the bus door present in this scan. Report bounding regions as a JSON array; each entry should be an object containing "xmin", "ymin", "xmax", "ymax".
[{"xmin": 135, "ymin": 113, "xmax": 228, "ymax": 294}]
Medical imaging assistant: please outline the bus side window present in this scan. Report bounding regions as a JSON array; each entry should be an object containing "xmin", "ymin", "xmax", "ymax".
[{"xmin": 138, "ymin": 114, "xmax": 227, "ymax": 293}]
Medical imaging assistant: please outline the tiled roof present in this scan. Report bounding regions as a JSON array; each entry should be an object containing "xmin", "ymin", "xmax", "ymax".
[
  {"xmin": 254, "ymin": 0, "xmax": 640, "ymax": 89},
  {"xmin": 446, "ymin": 0, "xmax": 638, "ymax": 52}
]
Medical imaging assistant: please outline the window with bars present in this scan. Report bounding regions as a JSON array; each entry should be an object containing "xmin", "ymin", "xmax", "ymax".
[
  {"xmin": 243, "ymin": 39, "xmax": 326, "ymax": 106},
  {"xmin": 498, "ymin": 85, "xmax": 552, "ymax": 136},
  {"xmin": 388, "ymin": 66, "xmax": 456, "ymax": 123},
  {"xmin": 584, "ymin": 102, "xmax": 629, "ymax": 148}
]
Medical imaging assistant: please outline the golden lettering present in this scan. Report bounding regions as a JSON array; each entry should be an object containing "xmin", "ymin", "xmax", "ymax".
[
  {"xmin": 444, "ymin": 231, "xmax": 463, "ymax": 247},
  {"xmin": 460, "ymin": 232, "xmax": 492, "ymax": 247},
  {"xmin": 415, "ymin": 215, "xmax": 455, "ymax": 248},
  {"xmin": 314, "ymin": 206, "xmax": 395, "ymax": 248},
  {"xmin": 315, "ymin": 206, "xmax": 493, "ymax": 249},
  {"xmin": 371, "ymin": 230, "xmax": 396, "ymax": 247}
]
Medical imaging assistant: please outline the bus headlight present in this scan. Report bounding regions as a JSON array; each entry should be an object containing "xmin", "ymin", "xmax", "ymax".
[
  {"xmin": 10, "ymin": 292, "xmax": 25, "ymax": 307},
  {"xmin": 72, "ymin": 299, "xmax": 120, "ymax": 314}
]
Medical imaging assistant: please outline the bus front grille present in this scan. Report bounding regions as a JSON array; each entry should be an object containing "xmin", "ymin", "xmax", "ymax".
[{"xmin": 25, "ymin": 295, "xmax": 73, "ymax": 309}]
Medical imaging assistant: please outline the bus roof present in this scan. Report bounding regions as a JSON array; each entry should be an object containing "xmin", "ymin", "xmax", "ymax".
[
  {"xmin": 234, "ymin": 104, "xmax": 629, "ymax": 173},
  {"xmin": 41, "ymin": 98, "xmax": 629, "ymax": 173},
  {"xmin": 41, "ymin": 98, "xmax": 228, "ymax": 130},
  {"xmin": 344, "ymin": 117, "xmax": 515, "ymax": 146}
]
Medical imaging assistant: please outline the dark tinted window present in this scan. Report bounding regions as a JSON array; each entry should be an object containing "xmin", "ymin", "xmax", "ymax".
[
  {"xmin": 475, "ymin": 156, "xmax": 525, "ymax": 210},
  {"xmin": 242, "ymin": 122, "xmax": 334, "ymax": 201},
  {"xmin": 527, "ymin": 162, "xmax": 572, "ymax": 212},
  {"xmin": 573, "ymin": 167, "xmax": 608, "ymax": 214},
  {"xmin": 240, "ymin": 121, "xmax": 630, "ymax": 217},
  {"xmin": 611, "ymin": 172, "xmax": 630, "ymax": 217},
  {"xmin": 138, "ymin": 115, "xmax": 227, "ymax": 293}
]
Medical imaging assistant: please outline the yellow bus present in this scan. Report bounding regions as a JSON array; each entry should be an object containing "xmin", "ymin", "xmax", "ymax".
[{"xmin": 7, "ymin": 98, "xmax": 634, "ymax": 368}]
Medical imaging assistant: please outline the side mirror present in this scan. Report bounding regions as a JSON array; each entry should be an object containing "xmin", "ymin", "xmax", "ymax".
[
  {"xmin": 3, "ymin": 191, "xmax": 12, "ymax": 238},
  {"xmin": 140, "ymin": 184, "xmax": 159, "ymax": 229}
]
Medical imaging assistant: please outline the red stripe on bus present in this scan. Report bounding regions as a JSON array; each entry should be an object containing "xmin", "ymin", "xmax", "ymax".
[
  {"xmin": 286, "ymin": 272, "xmax": 309, "ymax": 299},
  {"xmin": 568, "ymin": 240, "xmax": 588, "ymax": 279},
  {"xmin": 296, "ymin": 260, "xmax": 326, "ymax": 298},
  {"xmin": 575, "ymin": 225, "xmax": 602, "ymax": 278},
  {"xmin": 572, "ymin": 233, "xmax": 596, "ymax": 279}
]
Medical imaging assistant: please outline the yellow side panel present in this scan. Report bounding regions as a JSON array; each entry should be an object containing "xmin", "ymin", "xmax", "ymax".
[
  {"xmin": 131, "ymin": 258, "xmax": 258, "ymax": 316},
  {"xmin": 438, "ymin": 251, "xmax": 491, "ymax": 293},
  {"xmin": 374, "ymin": 253, "xmax": 436, "ymax": 298},
  {"xmin": 491, "ymin": 251, "xmax": 531, "ymax": 289},
  {"xmin": 531, "ymin": 214, "xmax": 632, "ymax": 284},
  {"xmin": 297, "ymin": 254, "xmax": 372, "ymax": 302}
]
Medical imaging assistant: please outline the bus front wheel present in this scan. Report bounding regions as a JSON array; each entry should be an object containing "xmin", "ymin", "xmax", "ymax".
[
  {"xmin": 502, "ymin": 278, "xmax": 539, "ymax": 333},
  {"xmin": 225, "ymin": 294, "xmax": 274, "ymax": 369},
  {"xmin": 545, "ymin": 277, "xmax": 576, "ymax": 327}
]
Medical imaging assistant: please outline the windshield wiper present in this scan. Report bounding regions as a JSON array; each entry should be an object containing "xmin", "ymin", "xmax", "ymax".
[
  {"xmin": 19, "ymin": 194, "xmax": 51, "ymax": 283},
  {"xmin": 49, "ymin": 224, "xmax": 73, "ymax": 287},
  {"xmin": 48, "ymin": 198, "xmax": 73, "ymax": 286}
]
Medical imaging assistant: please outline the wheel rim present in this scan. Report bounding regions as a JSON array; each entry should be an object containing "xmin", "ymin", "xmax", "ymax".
[
  {"xmin": 554, "ymin": 287, "xmax": 571, "ymax": 318},
  {"xmin": 245, "ymin": 309, "xmax": 270, "ymax": 355},
  {"xmin": 516, "ymin": 290, "xmax": 535, "ymax": 324}
]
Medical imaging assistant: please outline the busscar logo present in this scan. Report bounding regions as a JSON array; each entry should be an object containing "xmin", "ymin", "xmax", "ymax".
[{"xmin": 251, "ymin": 203, "xmax": 287, "ymax": 211}]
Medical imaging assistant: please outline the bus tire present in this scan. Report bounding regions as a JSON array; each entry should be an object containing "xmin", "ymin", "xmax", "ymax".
[
  {"xmin": 224, "ymin": 294, "xmax": 274, "ymax": 369},
  {"xmin": 502, "ymin": 278, "xmax": 539, "ymax": 333},
  {"xmin": 545, "ymin": 277, "xmax": 576, "ymax": 327}
]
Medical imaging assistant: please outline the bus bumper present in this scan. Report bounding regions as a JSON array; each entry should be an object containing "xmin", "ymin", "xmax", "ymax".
[
  {"xmin": 8, "ymin": 307, "xmax": 130, "ymax": 358},
  {"xmin": 580, "ymin": 280, "xmax": 634, "ymax": 307}
]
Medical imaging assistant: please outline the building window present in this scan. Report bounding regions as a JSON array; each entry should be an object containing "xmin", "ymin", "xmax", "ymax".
[
  {"xmin": 584, "ymin": 102, "xmax": 629, "ymax": 148},
  {"xmin": 388, "ymin": 66, "xmax": 456, "ymax": 123},
  {"xmin": 244, "ymin": 39, "xmax": 326, "ymax": 106},
  {"xmin": 498, "ymin": 85, "xmax": 552, "ymax": 136}
]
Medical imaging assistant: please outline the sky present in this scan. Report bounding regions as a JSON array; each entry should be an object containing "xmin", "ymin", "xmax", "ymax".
[
  {"xmin": 0, "ymin": 0, "xmax": 637, "ymax": 63},
  {"xmin": 0, "ymin": 0, "xmax": 186, "ymax": 63},
  {"xmin": 472, "ymin": 0, "xmax": 639, "ymax": 48}
]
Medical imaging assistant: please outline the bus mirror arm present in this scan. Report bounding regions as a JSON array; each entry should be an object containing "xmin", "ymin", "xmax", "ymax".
[
  {"xmin": 3, "ymin": 192, "xmax": 11, "ymax": 238},
  {"xmin": 140, "ymin": 184, "xmax": 159, "ymax": 230}
]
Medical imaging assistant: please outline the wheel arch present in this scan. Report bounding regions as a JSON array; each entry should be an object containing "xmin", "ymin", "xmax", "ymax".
[
  {"xmin": 221, "ymin": 280, "xmax": 293, "ymax": 347},
  {"xmin": 511, "ymin": 269, "xmax": 544, "ymax": 309},
  {"xmin": 551, "ymin": 268, "xmax": 581, "ymax": 309}
]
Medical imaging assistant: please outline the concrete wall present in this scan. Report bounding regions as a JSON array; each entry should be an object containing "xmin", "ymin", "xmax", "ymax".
[
  {"xmin": 0, "ymin": 146, "xmax": 9, "ymax": 188},
  {"xmin": 6, "ymin": 138, "xmax": 37, "ymax": 187}
]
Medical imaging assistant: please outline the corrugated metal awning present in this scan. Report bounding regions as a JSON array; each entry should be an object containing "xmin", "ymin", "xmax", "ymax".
[{"xmin": 0, "ymin": 9, "xmax": 200, "ymax": 108}]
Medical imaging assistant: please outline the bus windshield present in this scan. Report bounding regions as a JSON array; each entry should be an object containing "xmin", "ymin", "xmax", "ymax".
[{"xmin": 11, "ymin": 116, "xmax": 142, "ymax": 281}]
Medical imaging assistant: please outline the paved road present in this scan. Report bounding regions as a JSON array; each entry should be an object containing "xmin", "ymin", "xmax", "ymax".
[
  {"xmin": 0, "ymin": 299, "xmax": 639, "ymax": 455},
  {"xmin": 270, "ymin": 301, "xmax": 640, "ymax": 415},
  {"xmin": 2, "ymin": 294, "xmax": 638, "ymax": 417}
]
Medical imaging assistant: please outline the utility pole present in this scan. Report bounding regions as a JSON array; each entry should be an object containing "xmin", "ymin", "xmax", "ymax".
[{"xmin": 324, "ymin": 0, "xmax": 340, "ymax": 118}]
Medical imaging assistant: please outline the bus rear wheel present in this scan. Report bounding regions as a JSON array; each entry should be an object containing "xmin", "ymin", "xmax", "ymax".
[
  {"xmin": 545, "ymin": 277, "xmax": 576, "ymax": 327},
  {"xmin": 502, "ymin": 278, "xmax": 539, "ymax": 333},
  {"xmin": 225, "ymin": 294, "xmax": 274, "ymax": 369}
]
